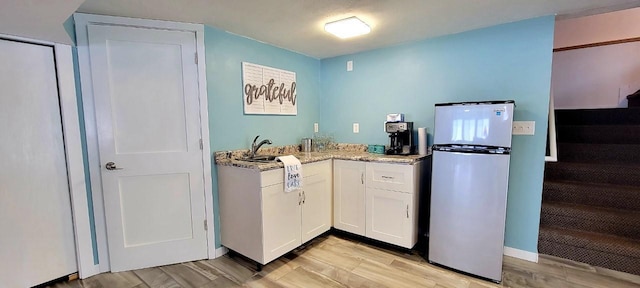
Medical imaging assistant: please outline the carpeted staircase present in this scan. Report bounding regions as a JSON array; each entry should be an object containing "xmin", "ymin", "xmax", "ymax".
[{"xmin": 539, "ymin": 107, "xmax": 640, "ymax": 275}]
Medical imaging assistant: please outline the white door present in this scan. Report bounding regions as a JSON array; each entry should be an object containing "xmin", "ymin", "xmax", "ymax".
[
  {"xmin": 87, "ymin": 24, "xmax": 208, "ymax": 272},
  {"xmin": 333, "ymin": 160, "xmax": 366, "ymax": 236},
  {"xmin": 366, "ymin": 188, "xmax": 412, "ymax": 248},
  {"xmin": 0, "ymin": 39, "xmax": 77, "ymax": 287},
  {"xmin": 262, "ymin": 183, "xmax": 301, "ymax": 264},
  {"xmin": 301, "ymin": 172, "xmax": 332, "ymax": 243}
]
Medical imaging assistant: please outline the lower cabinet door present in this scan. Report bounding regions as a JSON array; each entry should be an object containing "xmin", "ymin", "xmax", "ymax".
[
  {"xmin": 301, "ymin": 173, "xmax": 332, "ymax": 243},
  {"xmin": 334, "ymin": 160, "xmax": 366, "ymax": 236},
  {"xmin": 365, "ymin": 187, "xmax": 413, "ymax": 248},
  {"xmin": 262, "ymin": 183, "xmax": 301, "ymax": 264}
]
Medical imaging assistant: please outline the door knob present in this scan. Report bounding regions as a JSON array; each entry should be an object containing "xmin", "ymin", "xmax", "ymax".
[{"xmin": 105, "ymin": 162, "xmax": 123, "ymax": 170}]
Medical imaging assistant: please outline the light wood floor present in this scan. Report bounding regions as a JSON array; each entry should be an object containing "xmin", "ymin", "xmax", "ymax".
[{"xmin": 49, "ymin": 234, "xmax": 640, "ymax": 288}]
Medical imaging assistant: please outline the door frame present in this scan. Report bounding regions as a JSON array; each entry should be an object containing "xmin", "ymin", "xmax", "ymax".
[
  {"xmin": 0, "ymin": 34, "xmax": 96, "ymax": 278},
  {"xmin": 74, "ymin": 13, "xmax": 216, "ymax": 273}
]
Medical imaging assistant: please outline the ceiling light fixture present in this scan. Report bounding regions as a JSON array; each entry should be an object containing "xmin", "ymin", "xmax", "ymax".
[{"xmin": 324, "ymin": 16, "xmax": 371, "ymax": 39}]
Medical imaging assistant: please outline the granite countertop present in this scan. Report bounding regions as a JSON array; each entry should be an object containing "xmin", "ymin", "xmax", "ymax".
[{"xmin": 215, "ymin": 144, "xmax": 431, "ymax": 172}]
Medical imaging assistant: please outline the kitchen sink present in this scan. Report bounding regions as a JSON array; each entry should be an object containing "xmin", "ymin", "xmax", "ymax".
[{"xmin": 241, "ymin": 155, "xmax": 279, "ymax": 163}]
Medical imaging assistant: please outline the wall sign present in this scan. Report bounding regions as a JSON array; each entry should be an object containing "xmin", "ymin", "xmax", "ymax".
[{"xmin": 242, "ymin": 62, "xmax": 297, "ymax": 115}]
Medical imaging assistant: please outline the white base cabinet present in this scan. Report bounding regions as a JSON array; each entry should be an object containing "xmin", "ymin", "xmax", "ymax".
[
  {"xmin": 333, "ymin": 160, "xmax": 366, "ymax": 236},
  {"xmin": 218, "ymin": 160, "xmax": 332, "ymax": 265},
  {"xmin": 334, "ymin": 160, "xmax": 424, "ymax": 249},
  {"xmin": 365, "ymin": 187, "xmax": 417, "ymax": 248},
  {"xmin": 261, "ymin": 181, "xmax": 301, "ymax": 263}
]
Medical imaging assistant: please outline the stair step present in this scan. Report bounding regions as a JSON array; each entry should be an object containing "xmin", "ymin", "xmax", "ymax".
[
  {"xmin": 538, "ymin": 226, "xmax": 640, "ymax": 276},
  {"xmin": 544, "ymin": 181, "xmax": 640, "ymax": 211},
  {"xmin": 555, "ymin": 108, "xmax": 640, "ymax": 125},
  {"xmin": 557, "ymin": 143, "xmax": 640, "ymax": 164},
  {"xmin": 556, "ymin": 125, "xmax": 640, "ymax": 144},
  {"xmin": 545, "ymin": 162, "xmax": 640, "ymax": 187},
  {"xmin": 540, "ymin": 202, "xmax": 640, "ymax": 239}
]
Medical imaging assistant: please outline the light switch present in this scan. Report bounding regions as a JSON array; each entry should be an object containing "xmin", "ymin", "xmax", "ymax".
[
  {"xmin": 353, "ymin": 123, "xmax": 359, "ymax": 133},
  {"xmin": 347, "ymin": 60, "xmax": 353, "ymax": 72},
  {"xmin": 314, "ymin": 123, "xmax": 319, "ymax": 133}
]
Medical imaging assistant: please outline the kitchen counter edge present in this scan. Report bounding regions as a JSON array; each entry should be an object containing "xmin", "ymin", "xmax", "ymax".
[{"xmin": 215, "ymin": 151, "xmax": 431, "ymax": 172}]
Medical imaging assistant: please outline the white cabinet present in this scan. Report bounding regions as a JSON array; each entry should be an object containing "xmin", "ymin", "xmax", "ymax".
[
  {"xmin": 333, "ymin": 160, "xmax": 366, "ymax": 236},
  {"xmin": 262, "ymin": 181, "xmax": 301, "ymax": 263},
  {"xmin": 218, "ymin": 160, "xmax": 331, "ymax": 265},
  {"xmin": 365, "ymin": 162, "xmax": 420, "ymax": 248},
  {"xmin": 333, "ymin": 160, "xmax": 423, "ymax": 249},
  {"xmin": 301, "ymin": 172, "xmax": 332, "ymax": 243},
  {"xmin": 366, "ymin": 187, "xmax": 413, "ymax": 247}
]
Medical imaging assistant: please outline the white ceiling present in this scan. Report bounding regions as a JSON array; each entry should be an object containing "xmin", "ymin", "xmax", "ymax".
[
  {"xmin": 2, "ymin": 1, "xmax": 640, "ymax": 58},
  {"xmin": 0, "ymin": 0, "xmax": 84, "ymax": 44},
  {"xmin": 76, "ymin": 0, "xmax": 640, "ymax": 58}
]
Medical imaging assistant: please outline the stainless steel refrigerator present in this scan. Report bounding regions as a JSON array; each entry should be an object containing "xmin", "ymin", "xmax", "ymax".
[{"xmin": 428, "ymin": 100, "xmax": 515, "ymax": 283}]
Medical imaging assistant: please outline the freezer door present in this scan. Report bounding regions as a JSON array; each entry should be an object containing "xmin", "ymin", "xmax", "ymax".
[
  {"xmin": 433, "ymin": 103, "xmax": 514, "ymax": 148},
  {"xmin": 428, "ymin": 150, "xmax": 510, "ymax": 282}
]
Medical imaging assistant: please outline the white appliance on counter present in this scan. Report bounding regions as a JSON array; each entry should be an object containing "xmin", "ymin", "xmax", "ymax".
[{"xmin": 428, "ymin": 100, "xmax": 515, "ymax": 283}]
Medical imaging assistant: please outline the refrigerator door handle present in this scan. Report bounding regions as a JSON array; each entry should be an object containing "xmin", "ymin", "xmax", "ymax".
[
  {"xmin": 406, "ymin": 204, "xmax": 409, "ymax": 218},
  {"xmin": 361, "ymin": 173, "xmax": 364, "ymax": 184}
]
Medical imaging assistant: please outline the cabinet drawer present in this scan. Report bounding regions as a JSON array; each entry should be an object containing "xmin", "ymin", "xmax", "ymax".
[
  {"xmin": 261, "ymin": 160, "xmax": 332, "ymax": 187},
  {"xmin": 365, "ymin": 162, "xmax": 414, "ymax": 193},
  {"xmin": 303, "ymin": 160, "xmax": 332, "ymax": 177},
  {"xmin": 261, "ymin": 168, "xmax": 284, "ymax": 187}
]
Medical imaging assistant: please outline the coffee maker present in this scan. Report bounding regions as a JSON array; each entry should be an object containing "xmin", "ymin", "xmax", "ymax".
[{"xmin": 385, "ymin": 121, "xmax": 414, "ymax": 155}]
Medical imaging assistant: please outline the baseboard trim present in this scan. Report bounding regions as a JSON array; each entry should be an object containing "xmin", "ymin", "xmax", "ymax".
[
  {"xmin": 76, "ymin": 264, "xmax": 100, "ymax": 279},
  {"xmin": 214, "ymin": 246, "xmax": 228, "ymax": 258},
  {"xmin": 504, "ymin": 246, "xmax": 538, "ymax": 263}
]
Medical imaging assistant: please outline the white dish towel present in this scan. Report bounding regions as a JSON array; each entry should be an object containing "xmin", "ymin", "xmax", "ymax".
[{"xmin": 277, "ymin": 155, "xmax": 303, "ymax": 192}]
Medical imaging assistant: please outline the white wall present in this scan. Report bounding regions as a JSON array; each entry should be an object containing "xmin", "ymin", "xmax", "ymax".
[
  {"xmin": 555, "ymin": 7, "xmax": 640, "ymax": 49},
  {"xmin": 552, "ymin": 7, "xmax": 640, "ymax": 109},
  {"xmin": 552, "ymin": 41, "xmax": 640, "ymax": 109}
]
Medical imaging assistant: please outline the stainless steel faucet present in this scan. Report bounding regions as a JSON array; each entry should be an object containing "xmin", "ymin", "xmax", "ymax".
[{"xmin": 250, "ymin": 135, "xmax": 272, "ymax": 158}]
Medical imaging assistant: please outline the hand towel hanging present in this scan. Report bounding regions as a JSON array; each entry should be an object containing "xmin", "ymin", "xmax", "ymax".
[{"xmin": 276, "ymin": 155, "xmax": 303, "ymax": 192}]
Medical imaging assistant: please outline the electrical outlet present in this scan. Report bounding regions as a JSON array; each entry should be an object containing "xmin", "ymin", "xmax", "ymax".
[
  {"xmin": 512, "ymin": 123, "xmax": 522, "ymax": 134},
  {"xmin": 523, "ymin": 121, "xmax": 535, "ymax": 135},
  {"xmin": 314, "ymin": 123, "xmax": 319, "ymax": 133},
  {"xmin": 512, "ymin": 121, "xmax": 535, "ymax": 135},
  {"xmin": 353, "ymin": 123, "xmax": 359, "ymax": 133}
]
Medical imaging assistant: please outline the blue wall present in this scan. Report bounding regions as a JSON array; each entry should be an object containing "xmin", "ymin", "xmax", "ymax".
[
  {"xmin": 204, "ymin": 26, "xmax": 321, "ymax": 247},
  {"xmin": 64, "ymin": 16, "xmax": 99, "ymax": 265},
  {"xmin": 320, "ymin": 16, "xmax": 555, "ymax": 252}
]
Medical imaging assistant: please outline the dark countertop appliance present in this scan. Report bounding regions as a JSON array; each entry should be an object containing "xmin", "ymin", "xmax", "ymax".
[{"xmin": 385, "ymin": 121, "xmax": 414, "ymax": 155}]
